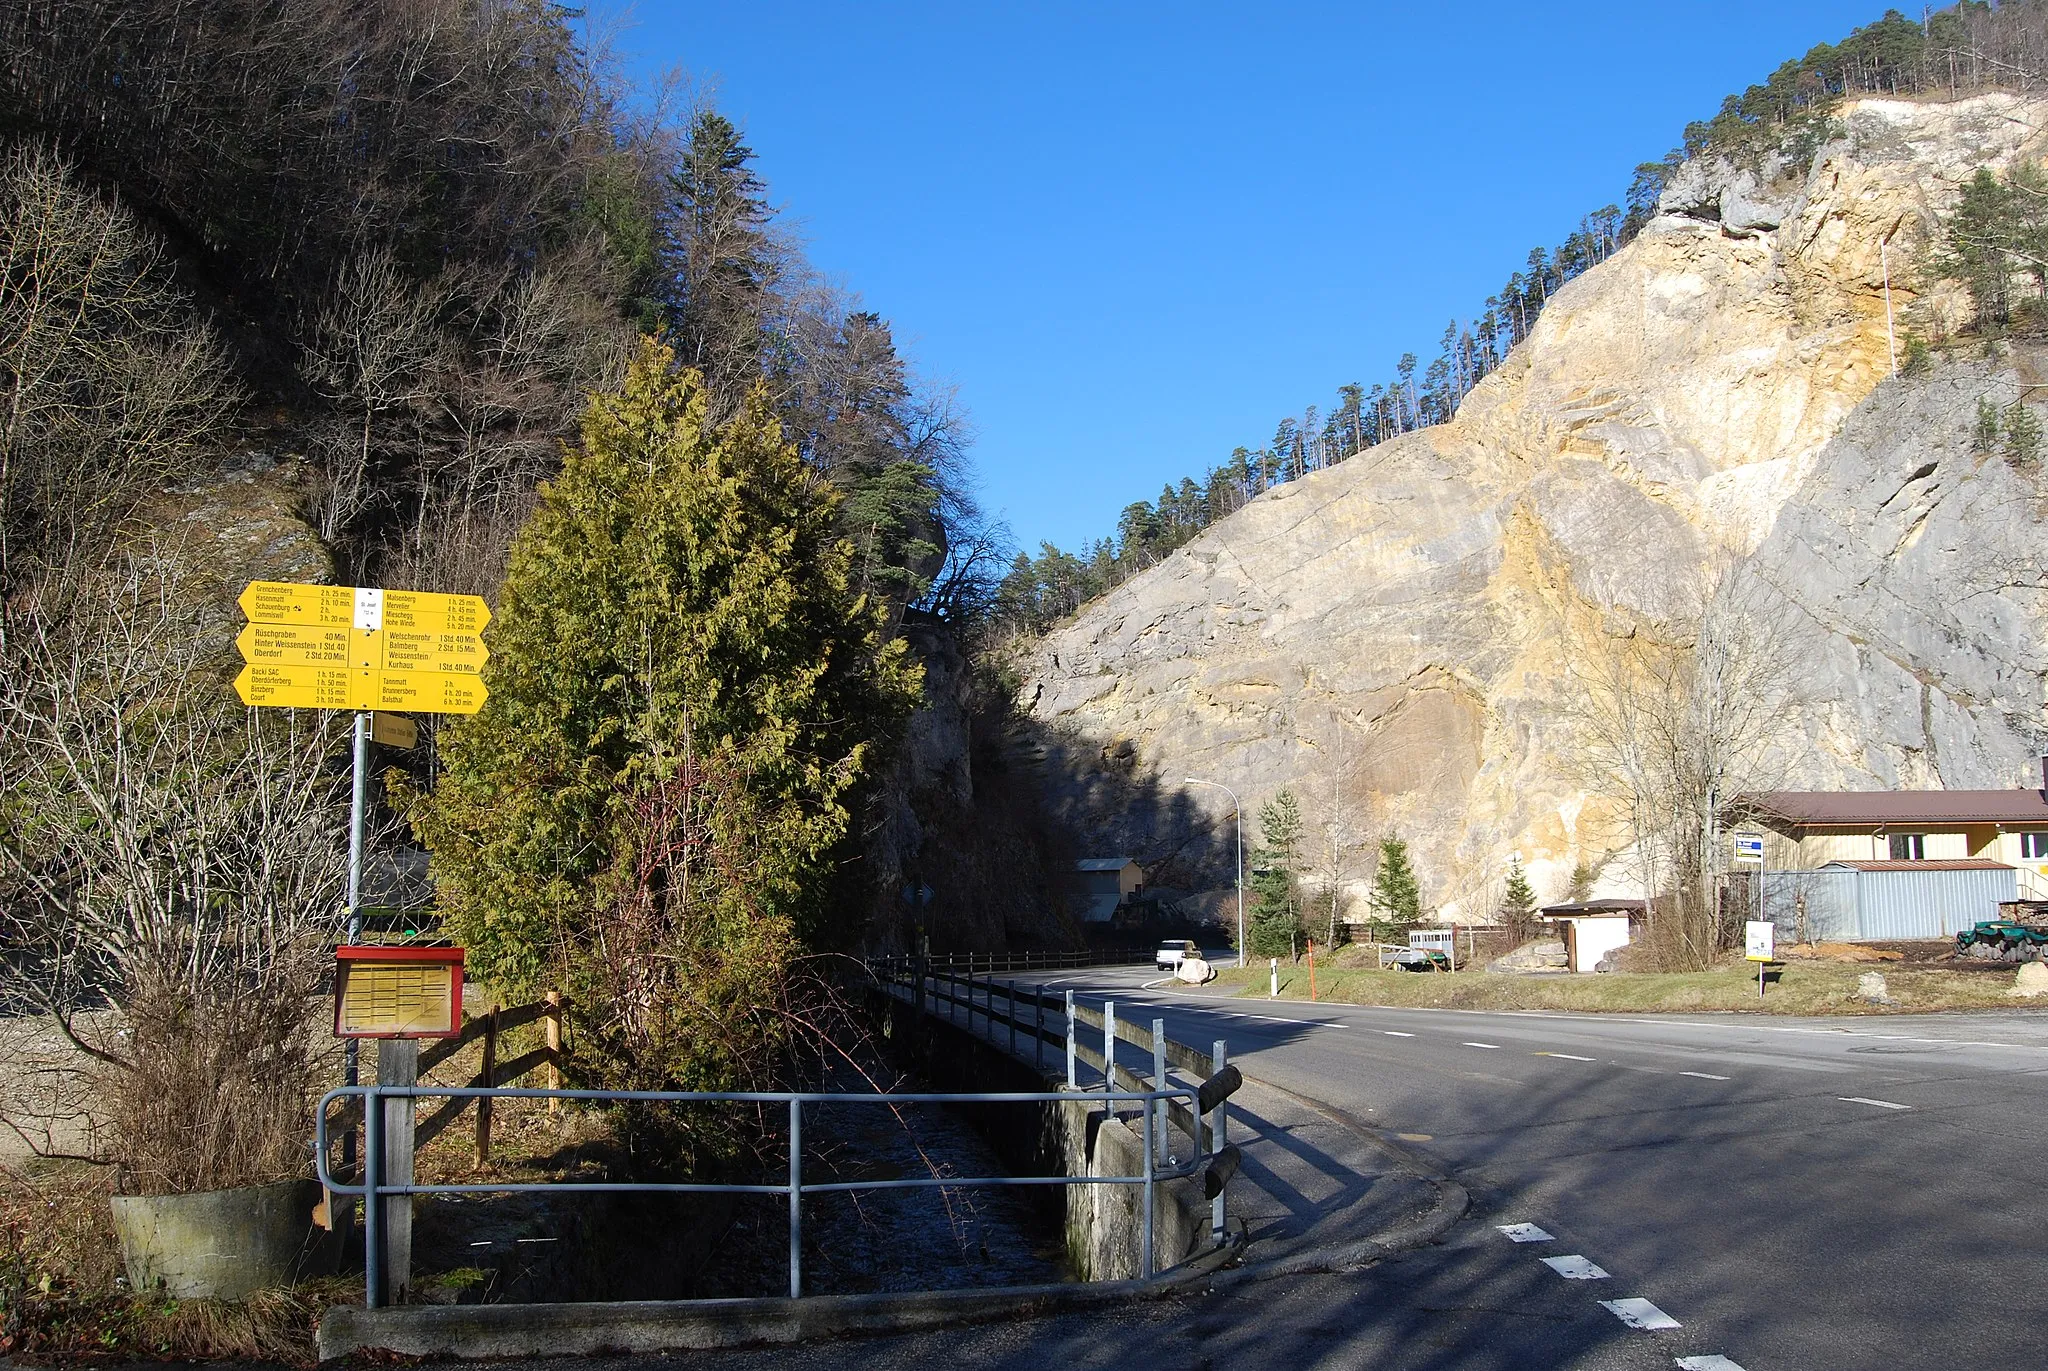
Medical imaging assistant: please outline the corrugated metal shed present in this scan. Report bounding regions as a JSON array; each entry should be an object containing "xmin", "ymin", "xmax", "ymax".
[{"xmin": 1759, "ymin": 862, "xmax": 2016, "ymax": 940}]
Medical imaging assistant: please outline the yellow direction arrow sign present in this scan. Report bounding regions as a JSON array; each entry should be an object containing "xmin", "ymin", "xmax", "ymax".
[
  {"xmin": 235, "ymin": 664, "xmax": 354, "ymax": 710},
  {"xmin": 379, "ymin": 588, "xmax": 490, "ymax": 635},
  {"xmin": 235, "ymin": 582, "xmax": 492, "ymax": 714},
  {"xmin": 237, "ymin": 622, "xmax": 352, "ymax": 667},
  {"xmin": 232, "ymin": 665, "xmax": 487, "ymax": 713},
  {"xmin": 239, "ymin": 581, "xmax": 356, "ymax": 627},
  {"xmin": 366, "ymin": 627, "xmax": 488, "ymax": 675},
  {"xmin": 361, "ymin": 670, "xmax": 486, "ymax": 715}
]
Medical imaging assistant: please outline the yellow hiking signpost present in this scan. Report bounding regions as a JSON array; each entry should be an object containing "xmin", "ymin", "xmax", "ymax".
[
  {"xmin": 234, "ymin": 583, "xmax": 490, "ymax": 712},
  {"xmin": 232, "ymin": 580, "xmax": 492, "ymax": 1147}
]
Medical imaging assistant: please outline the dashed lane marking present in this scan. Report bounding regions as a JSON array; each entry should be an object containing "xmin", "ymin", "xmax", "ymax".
[
  {"xmin": 1840, "ymin": 1096, "xmax": 1912, "ymax": 1110},
  {"xmin": 1675, "ymin": 1358, "xmax": 1748, "ymax": 1370},
  {"xmin": 1383, "ymin": 1030, "xmax": 1416, "ymax": 1037},
  {"xmin": 1496, "ymin": 1223, "xmax": 1553, "ymax": 1243},
  {"xmin": 1540, "ymin": 1254, "xmax": 1609, "ymax": 1280},
  {"xmin": 1601, "ymin": 1297, "xmax": 1681, "ymax": 1331},
  {"xmin": 1463, "ymin": 1041, "xmax": 1502, "ymax": 1050},
  {"xmin": 1535, "ymin": 1051, "xmax": 1595, "ymax": 1061},
  {"xmin": 1678, "ymin": 1071, "xmax": 1730, "ymax": 1080}
]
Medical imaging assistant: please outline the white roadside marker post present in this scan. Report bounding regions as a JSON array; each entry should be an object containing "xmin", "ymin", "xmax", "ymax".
[
  {"xmin": 1210, "ymin": 1039, "xmax": 1228, "ymax": 1246},
  {"xmin": 1104, "ymin": 1001, "xmax": 1116, "ymax": 1096},
  {"xmin": 1269, "ymin": 957, "xmax": 1278, "ymax": 998},
  {"xmin": 1065, "ymin": 990, "xmax": 1077, "ymax": 1088},
  {"xmin": 1151, "ymin": 1018, "xmax": 1168, "ymax": 1161}
]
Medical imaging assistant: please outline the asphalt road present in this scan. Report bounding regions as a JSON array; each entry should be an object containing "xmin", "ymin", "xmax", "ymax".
[{"xmin": 1038, "ymin": 965, "xmax": 2048, "ymax": 1371}]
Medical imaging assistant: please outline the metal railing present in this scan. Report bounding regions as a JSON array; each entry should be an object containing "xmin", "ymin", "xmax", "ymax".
[
  {"xmin": 868, "ymin": 959, "xmax": 1234, "ymax": 1245},
  {"xmin": 316, "ymin": 1079, "xmax": 1217, "ymax": 1309},
  {"xmin": 873, "ymin": 948, "xmax": 1156, "ymax": 977}
]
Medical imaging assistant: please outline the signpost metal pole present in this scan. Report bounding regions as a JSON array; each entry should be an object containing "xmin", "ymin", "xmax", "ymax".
[
  {"xmin": 341, "ymin": 710, "xmax": 369, "ymax": 1171},
  {"xmin": 788, "ymin": 1097, "xmax": 803, "ymax": 1299},
  {"xmin": 363, "ymin": 1085, "xmax": 383, "ymax": 1309}
]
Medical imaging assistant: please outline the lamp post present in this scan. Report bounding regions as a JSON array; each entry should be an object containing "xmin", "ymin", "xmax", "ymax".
[{"xmin": 1184, "ymin": 778, "xmax": 1245, "ymax": 965}]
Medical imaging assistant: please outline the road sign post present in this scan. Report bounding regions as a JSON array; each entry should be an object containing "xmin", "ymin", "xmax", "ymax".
[
  {"xmin": 1745, "ymin": 919, "xmax": 1775, "ymax": 1001},
  {"xmin": 1734, "ymin": 832, "xmax": 1767, "ymax": 967},
  {"xmin": 234, "ymin": 581, "xmax": 490, "ymax": 1217},
  {"xmin": 334, "ymin": 946, "xmax": 464, "ymax": 1306}
]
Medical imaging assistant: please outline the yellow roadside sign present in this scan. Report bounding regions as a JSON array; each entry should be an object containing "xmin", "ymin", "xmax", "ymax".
[
  {"xmin": 235, "ymin": 582, "xmax": 492, "ymax": 715},
  {"xmin": 238, "ymin": 581, "xmax": 355, "ymax": 627},
  {"xmin": 371, "ymin": 712, "xmax": 419, "ymax": 749},
  {"xmin": 370, "ymin": 627, "xmax": 488, "ymax": 674},
  {"xmin": 232, "ymin": 665, "xmax": 487, "ymax": 713},
  {"xmin": 239, "ymin": 581, "xmax": 491, "ymax": 633},
  {"xmin": 235, "ymin": 664, "xmax": 353, "ymax": 709},
  {"xmin": 362, "ymin": 670, "xmax": 486, "ymax": 714},
  {"xmin": 236, "ymin": 622, "xmax": 352, "ymax": 667},
  {"xmin": 379, "ymin": 589, "xmax": 490, "ymax": 635}
]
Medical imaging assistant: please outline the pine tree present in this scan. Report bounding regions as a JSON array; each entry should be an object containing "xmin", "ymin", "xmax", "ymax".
[
  {"xmin": 2004, "ymin": 398, "xmax": 2042, "ymax": 468},
  {"xmin": 1370, "ymin": 834, "xmax": 1422, "ymax": 928},
  {"xmin": 1973, "ymin": 398, "xmax": 2002, "ymax": 453},
  {"xmin": 1499, "ymin": 858, "xmax": 1538, "ymax": 935},
  {"xmin": 661, "ymin": 112, "xmax": 779, "ymax": 409},
  {"xmin": 1247, "ymin": 790, "xmax": 1305, "ymax": 958},
  {"xmin": 408, "ymin": 341, "xmax": 922, "ymax": 1100}
]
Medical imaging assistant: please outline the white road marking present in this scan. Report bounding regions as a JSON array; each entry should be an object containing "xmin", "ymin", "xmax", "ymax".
[
  {"xmin": 1601, "ymin": 1297, "xmax": 1681, "ymax": 1330},
  {"xmin": 1678, "ymin": 1071, "xmax": 1730, "ymax": 1080},
  {"xmin": 1675, "ymin": 1357, "xmax": 1748, "ymax": 1370},
  {"xmin": 1464, "ymin": 1041, "xmax": 1502, "ymax": 1050},
  {"xmin": 1383, "ymin": 1030, "xmax": 1416, "ymax": 1037},
  {"xmin": 1535, "ymin": 1051, "xmax": 1595, "ymax": 1061},
  {"xmin": 1840, "ymin": 1096, "xmax": 1911, "ymax": 1110},
  {"xmin": 1496, "ymin": 1223, "xmax": 1553, "ymax": 1243},
  {"xmin": 1540, "ymin": 1254, "xmax": 1609, "ymax": 1280}
]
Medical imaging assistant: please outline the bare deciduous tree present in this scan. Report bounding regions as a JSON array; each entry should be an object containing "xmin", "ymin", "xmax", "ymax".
[
  {"xmin": 1567, "ymin": 570, "xmax": 1802, "ymax": 970},
  {"xmin": 0, "ymin": 547, "xmax": 348, "ymax": 1192},
  {"xmin": 0, "ymin": 146, "xmax": 240, "ymax": 592},
  {"xmin": 1303, "ymin": 700, "xmax": 1371, "ymax": 948},
  {"xmin": 302, "ymin": 250, "xmax": 443, "ymax": 544}
]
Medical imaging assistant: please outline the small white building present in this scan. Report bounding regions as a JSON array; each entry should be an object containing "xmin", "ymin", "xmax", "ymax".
[
  {"xmin": 1539, "ymin": 900, "xmax": 1644, "ymax": 973},
  {"xmin": 1074, "ymin": 857, "xmax": 1144, "ymax": 924}
]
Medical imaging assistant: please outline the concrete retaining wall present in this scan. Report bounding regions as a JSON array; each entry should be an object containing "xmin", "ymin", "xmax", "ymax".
[{"xmin": 872, "ymin": 990, "xmax": 1213, "ymax": 1280}]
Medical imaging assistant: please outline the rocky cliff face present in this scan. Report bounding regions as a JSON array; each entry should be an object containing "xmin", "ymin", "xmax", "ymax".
[{"xmin": 1019, "ymin": 94, "xmax": 2048, "ymax": 918}]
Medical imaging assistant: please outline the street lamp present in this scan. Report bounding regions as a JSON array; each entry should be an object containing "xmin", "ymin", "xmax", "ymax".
[{"xmin": 1184, "ymin": 778, "xmax": 1244, "ymax": 964}]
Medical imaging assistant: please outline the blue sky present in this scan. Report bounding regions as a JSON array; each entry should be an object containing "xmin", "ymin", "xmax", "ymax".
[{"xmin": 598, "ymin": 2, "xmax": 1891, "ymax": 555}]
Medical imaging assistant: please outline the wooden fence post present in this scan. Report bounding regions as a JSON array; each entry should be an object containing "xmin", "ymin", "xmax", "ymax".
[
  {"xmin": 544, "ymin": 990, "xmax": 563, "ymax": 1115},
  {"xmin": 474, "ymin": 1005, "xmax": 499, "ymax": 1165}
]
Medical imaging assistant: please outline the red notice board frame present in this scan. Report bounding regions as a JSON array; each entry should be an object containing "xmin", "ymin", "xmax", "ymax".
[{"xmin": 333, "ymin": 945, "xmax": 465, "ymax": 1039}]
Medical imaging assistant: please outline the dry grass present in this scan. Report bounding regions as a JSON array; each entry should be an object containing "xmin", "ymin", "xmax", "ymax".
[
  {"xmin": 1211, "ymin": 957, "xmax": 2036, "ymax": 1015},
  {"xmin": 108, "ymin": 973, "xmax": 323, "ymax": 1196},
  {"xmin": 0, "ymin": 1158, "xmax": 342, "ymax": 1365}
]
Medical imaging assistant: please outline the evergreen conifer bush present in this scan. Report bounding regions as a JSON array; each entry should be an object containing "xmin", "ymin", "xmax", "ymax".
[{"xmin": 408, "ymin": 342, "xmax": 921, "ymax": 1146}]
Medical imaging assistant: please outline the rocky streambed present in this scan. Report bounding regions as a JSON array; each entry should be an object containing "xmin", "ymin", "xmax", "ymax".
[{"xmin": 405, "ymin": 1073, "xmax": 1063, "ymax": 1304}]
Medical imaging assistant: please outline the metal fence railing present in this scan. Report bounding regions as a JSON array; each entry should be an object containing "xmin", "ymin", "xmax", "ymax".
[
  {"xmin": 316, "ymin": 1080, "xmax": 1221, "ymax": 1309},
  {"xmin": 888, "ymin": 948, "xmax": 1157, "ymax": 976},
  {"xmin": 866, "ymin": 958, "xmax": 1235, "ymax": 1246}
]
